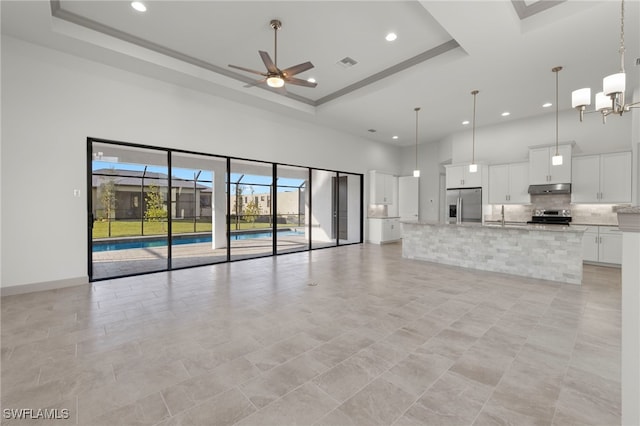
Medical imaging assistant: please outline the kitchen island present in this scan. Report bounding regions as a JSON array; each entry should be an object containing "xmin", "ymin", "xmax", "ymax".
[{"xmin": 401, "ymin": 221, "xmax": 587, "ymax": 284}]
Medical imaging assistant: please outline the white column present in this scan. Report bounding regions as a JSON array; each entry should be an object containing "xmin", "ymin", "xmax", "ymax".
[{"xmin": 618, "ymin": 208, "xmax": 640, "ymax": 426}]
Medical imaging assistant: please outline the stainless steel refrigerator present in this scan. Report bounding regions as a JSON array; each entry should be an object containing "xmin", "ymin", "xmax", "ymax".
[{"xmin": 446, "ymin": 187, "xmax": 482, "ymax": 224}]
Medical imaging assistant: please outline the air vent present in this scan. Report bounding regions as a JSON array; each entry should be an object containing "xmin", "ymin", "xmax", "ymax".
[
  {"xmin": 367, "ymin": 129, "xmax": 377, "ymax": 133},
  {"xmin": 337, "ymin": 57, "xmax": 358, "ymax": 68}
]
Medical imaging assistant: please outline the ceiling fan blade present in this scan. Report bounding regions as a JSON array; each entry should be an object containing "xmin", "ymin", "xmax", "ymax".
[
  {"xmin": 258, "ymin": 51, "xmax": 278, "ymax": 74},
  {"xmin": 243, "ymin": 78, "xmax": 267, "ymax": 88},
  {"xmin": 281, "ymin": 61, "xmax": 314, "ymax": 77},
  {"xmin": 284, "ymin": 77, "xmax": 317, "ymax": 88},
  {"xmin": 228, "ymin": 64, "xmax": 267, "ymax": 76}
]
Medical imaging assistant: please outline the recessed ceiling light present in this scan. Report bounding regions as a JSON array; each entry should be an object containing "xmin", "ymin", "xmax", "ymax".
[
  {"xmin": 307, "ymin": 78, "xmax": 316, "ymax": 83},
  {"xmin": 462, "ymin": 120, "xmax": 470, "ymax": 125},
  {"xmin": 385, "ymin": 33, "xmax": 397, "ymax": 42},
  {"xmin": 392, "ymin": 136, "xmax": 399, "ymax": 140},
  {"xmin": 501, "ymin": 112, "xmax": 511, "ymax": 117},
  {"xmin": 131, "ymin": 1, "xmax": 146, "ymax": 12},
  {"xmin": 542, "ymin": 102, "xmax": 552, "ymax": 108}
]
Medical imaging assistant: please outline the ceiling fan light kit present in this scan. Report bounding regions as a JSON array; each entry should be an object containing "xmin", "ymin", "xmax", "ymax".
[
  {"xmin": 228, "ymin": 19, "xmax": 317, "ymax": 90},
  {"xmin": 571, "ymin": 0, "xmax": 639, "ymax": 123}
]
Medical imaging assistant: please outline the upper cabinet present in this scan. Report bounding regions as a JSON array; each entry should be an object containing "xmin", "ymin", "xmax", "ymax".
[
  {"xmin": 529, "ymin": 145, "xmax": 572, "ymax": 184},
  {"xmin": 489, "ymin": 162, "xmax": 529, "ymax": 204},
  {"xmin": 369, "ymin": 171, "xmax": 396, "ymax": 205},
  {"xmin": 445, "ymin": 165, "xmax": 482, "ymax": 189},
  {"xmin": 572, "ymin": 152, "xmax": 632, "ymax": 204}
]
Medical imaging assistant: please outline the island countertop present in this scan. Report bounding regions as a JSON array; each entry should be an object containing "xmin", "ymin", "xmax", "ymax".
[
  {"xmin": 401, "ymin": 220, "xmax": 585, "ymax": 284},
  {"xmin": 399, "ymin": 220, "xmax": 587, "ymax": 233}
]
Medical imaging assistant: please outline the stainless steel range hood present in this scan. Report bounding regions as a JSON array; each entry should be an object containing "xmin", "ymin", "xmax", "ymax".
[{"xmin": 528, "ymin": 183, "xmax": 571, "ymax": 195}]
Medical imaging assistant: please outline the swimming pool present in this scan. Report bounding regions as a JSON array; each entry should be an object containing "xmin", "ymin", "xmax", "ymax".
[{"xmin": 93, "ymin": 230, "xmax": 304, "ymax": 252}]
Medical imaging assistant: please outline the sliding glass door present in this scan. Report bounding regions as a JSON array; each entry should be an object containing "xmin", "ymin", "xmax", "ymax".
[
  {"xmin": 170, "ymin": 152, "xmax": 228, "ymax": 269},
  {"xmin": 90, "ymin": 142, "xmax": 169, "ymax": 280},
  {"xmin": 276, "ymin": 165, "xmax": 309, "ymax": 254},
  {"xmin": 229, "ymin": 159, "xmax": 274, "ymax": 261},
  {"xmin": 88, "ymin": 138, "xmax": 363, "ymax": 281}
]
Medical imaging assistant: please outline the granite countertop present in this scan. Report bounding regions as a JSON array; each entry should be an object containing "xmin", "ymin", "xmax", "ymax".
[
  {"xmin": 401, "ymin": 220, "xmax": 586, "ymax": 233},
  {"xmin": 617, "ymin": 206, "xmax": 640, "ymax": 214},
  {"xmin": 368, "ymin": 216, "xmax": 400, "ymax": 219}
]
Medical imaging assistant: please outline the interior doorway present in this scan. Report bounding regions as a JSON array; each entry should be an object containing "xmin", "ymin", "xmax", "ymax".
[{"xmin": 332, "ymin": 175, "xmax": 348, "ymax": 241}]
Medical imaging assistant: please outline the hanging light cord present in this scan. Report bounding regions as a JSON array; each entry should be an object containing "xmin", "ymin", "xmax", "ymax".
[
  {"xmin": 553, "ymin": 66, "xmax": 562, "ymax": 156},
  {"xmin": 555, "ymin": 69, "xmax": 559, "ymax": 156},
  {"xmin": 619, "ymin": 0, "xmax": 625, "ymax": 73},
  {"xmin": 414, "ymin": 107, "xmax": 420, "ymax": 171},
  {"xmin": 471, "ymin": 90, "xmax": 478, "ymax": 163}
]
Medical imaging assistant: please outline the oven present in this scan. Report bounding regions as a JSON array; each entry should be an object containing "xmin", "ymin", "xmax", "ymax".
[{"xmin": 527, "ymin": 209, "xmax": 572, "ymax": 225}]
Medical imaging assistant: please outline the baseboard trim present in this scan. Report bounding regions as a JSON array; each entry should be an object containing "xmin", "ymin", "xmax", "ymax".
[{"xmin": 1, "ymin": 276, "xmax": 89, "ymax": 296}]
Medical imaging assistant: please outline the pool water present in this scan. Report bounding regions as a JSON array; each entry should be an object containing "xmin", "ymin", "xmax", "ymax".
[{"xmin": 93, "ymin": 230, "xmax": 303, "ymax": 252}]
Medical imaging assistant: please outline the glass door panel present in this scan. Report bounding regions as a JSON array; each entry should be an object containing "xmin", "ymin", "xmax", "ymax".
[
  {"xmin": 170, "ymin": 152, "xmax": 228, "ymax": 268},
  {"xmin": 311, "ymin": 169, "xmax": 338, "ymax": 249},
  {"xmin": 90, "ymin": 142, "xmax": 169, "ymax": 280},
  {"xmin": 340, "ymin": 173, "xmax": 362, "ymax": 244},
  {"xmin": 276, "ymin": 165, "xmax": 309, "ymax": 254},
  {"xmin": 229, "ymin": 159, "xmax": 274, "ymax": 260}
]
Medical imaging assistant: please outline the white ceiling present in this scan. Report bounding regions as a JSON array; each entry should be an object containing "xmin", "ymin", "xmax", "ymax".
[{"xmin": 1, "ymin": 0, "xmax": 639, "ymax": 146}]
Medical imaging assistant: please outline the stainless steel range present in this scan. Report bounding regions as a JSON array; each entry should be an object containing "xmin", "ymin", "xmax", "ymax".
[{"xmin": 527, "ymin": 209, "xmax": 572, "ymax": 225}]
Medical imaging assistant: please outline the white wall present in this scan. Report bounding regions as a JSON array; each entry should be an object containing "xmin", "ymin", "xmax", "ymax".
[
  {"xmin": 0, "ymin": 36, "xmax": 399, "ymax": 289},
  {"xmin": 398, "ymin": 142, "xmax": 443, "ymax": 222},
  {"xmin": 449, "ymin": 109, "xmax": 631, "ymax": 166},
  {"xmin": 400, "ymin": 98, "xmax": 635, "ymax": 222}
]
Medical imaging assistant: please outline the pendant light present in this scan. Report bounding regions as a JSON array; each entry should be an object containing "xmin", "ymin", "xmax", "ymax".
[
  {"xmin": 552, "ymin": 66, "xmax": 563, "ymax": 166},
  {"xmin": 413, "ymin": 107, "xmax": 421, "ymax": 178},
  {"xmin": 469, "ymin": 90, "xmax": 479, "ymax": 173}
]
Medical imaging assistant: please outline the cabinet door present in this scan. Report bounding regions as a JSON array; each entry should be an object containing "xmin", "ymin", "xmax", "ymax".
[
  {"xmin": 508, "ymin": 162, "xmax": 530, "ymax": 204},
  {"xmin": 600, "ymin": 152, "xmax": 632, "ymax": 203},
  {"xmin": 489, "ymin": 165, "xmax": 509, "ymax": 204},
  {"xmin": 599, "ymin": 227, "xmax": 622, "ymax": 264},
  {"xmin": 549, "ymin": 145, "xmax": 572, "ymax": 183},
  {"xmin": 383, "ymin": 174, "xmax": 395, "ymax": 204},
  {"xmin": 529, "ymin": 147, "xmax": 550, "ymax": 184},
  {"xmin": 464, "ymin": 167, "xmax": 482, "ymax": 188},
  {"xmin": 370, "ymin": 172, "xmax": 391, "ymax": 204},
  {"xmin": 582, "ymin": 229, "xmax": 599, "ymax": 262},
  {"xmin": 446, "ymin": 166, "xmax": 464, "ymax": 188},
  {"xmin": 572, "ymin": 155, "xmax": 600, "ymax": 203},
  {"xmin": 368, "ymin": 219, "xmax": 382, "ymax": 243}
]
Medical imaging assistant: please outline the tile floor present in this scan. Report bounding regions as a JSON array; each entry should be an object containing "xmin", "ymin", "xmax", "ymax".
[{"xmin": 1, "ymin": 243, "xmax": 621, "ymax": 425}]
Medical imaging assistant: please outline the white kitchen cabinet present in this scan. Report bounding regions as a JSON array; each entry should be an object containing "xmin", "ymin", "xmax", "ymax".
[
  {"xmin": 368, "ymin": 218, "xmax": 401, "ymax": 244},
  {"xmin": 529, "ymin": 145, "xmax": 572, "ymax": 184},
  {"xmin": 370, "ymin": 171, "xmax": 396, "ymax": 205},
  {"xmin": 582, "ymin": 226, "xmax": 599, "ymax": 263},
  {"xmin": 445, "ymin": 165, "xmax": 482, "ymax": 189},
  {"xmin": 582, "ymin": 225, "xmax": 622, "ymax": 265},
  {"xmin": 572, "ymin": 152, "xmax": 632, "ymax": 203},
  {"xmin": 599, "ymin": 226, "xmax": 622, "ymax": 264},
  {"xmin": 489, "ymin": 162, "xmax": 529, "ymax": 204}
]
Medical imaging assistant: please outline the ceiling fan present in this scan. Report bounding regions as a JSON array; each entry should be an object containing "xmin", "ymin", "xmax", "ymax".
[{"xmin": 228, "ymin": 19, "xmax": 317, "ymax": 90}]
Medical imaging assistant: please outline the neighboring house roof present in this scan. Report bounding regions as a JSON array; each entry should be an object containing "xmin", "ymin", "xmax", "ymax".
[{"xmin": 92, "ymin": 169, "xmax": 210, "ymax": 190}]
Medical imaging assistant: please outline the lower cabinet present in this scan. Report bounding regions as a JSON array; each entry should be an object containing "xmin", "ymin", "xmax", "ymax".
[
  {"xmin": 582, "ymin": 225, "xmax": 622, "ymax": 265},
  {"xmin": 368, "ymin": 218, "xmax": 401, "ymax": 244}
]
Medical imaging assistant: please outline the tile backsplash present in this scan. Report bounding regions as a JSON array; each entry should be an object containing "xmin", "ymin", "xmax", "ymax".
[{"xmin": 485, "ymin": 193, "xmax": 624, "ymax": 225}]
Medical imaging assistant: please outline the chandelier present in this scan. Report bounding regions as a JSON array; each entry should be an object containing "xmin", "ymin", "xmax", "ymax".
[{"xmin": 571, "ymin": 0, "xmax": 639, "ymax": 123}]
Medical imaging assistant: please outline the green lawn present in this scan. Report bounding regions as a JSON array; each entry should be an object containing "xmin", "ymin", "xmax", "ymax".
[{"xmin": 92, "ymin": 220, "xmax": 296, "ymax": 239}]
